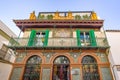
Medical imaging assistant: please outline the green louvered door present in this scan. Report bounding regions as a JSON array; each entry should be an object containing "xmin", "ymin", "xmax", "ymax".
[
  {"xmin": 27, "ymin": 30, "xmax": 36, "ymax": 46},
  {"xmin": 76, "ymin": 30, "xmax": 81, "ymax": 46},
  {"xmin": 89, "ymin": 30, "xmax": 97, "ymax": 46},
  {"xmin": 44, "ymin": 30, "xmax": 49, "ymax": 47}
]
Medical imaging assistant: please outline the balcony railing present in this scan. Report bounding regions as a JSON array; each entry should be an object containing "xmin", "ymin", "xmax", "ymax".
[
  {"xmin": 8, "ymin": 37, "xmax": 109, "ymax": 48},
  {"xmin": 0, "ymin": 49, "xmax": 6, "ymax": 59}
]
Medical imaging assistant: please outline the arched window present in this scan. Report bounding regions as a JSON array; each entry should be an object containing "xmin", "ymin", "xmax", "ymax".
[
  {"xmin": 82, "ymin": 55, "xmax": 99, "ymax": 80},
  {"xmin": 23, "ymin": 55, "xmax": 42, "ymax": 80},
  {"xmin": 53, "ymin": 56, "xmax": 70, "ymax": 80},
  {"xmin": 54, "ymin": 56, "xmax": 70, "ymax": 64}
]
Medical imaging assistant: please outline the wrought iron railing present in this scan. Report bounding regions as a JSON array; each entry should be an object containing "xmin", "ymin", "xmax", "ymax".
[{"xmin": 8, "ymin": 37, "xmax": 109, "ymax": 48}]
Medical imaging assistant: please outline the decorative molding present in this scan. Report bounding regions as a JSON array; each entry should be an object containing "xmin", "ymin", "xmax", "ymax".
[{"xmin": 13, "ymin": 20, "xmax": 103, "ymax": 31}]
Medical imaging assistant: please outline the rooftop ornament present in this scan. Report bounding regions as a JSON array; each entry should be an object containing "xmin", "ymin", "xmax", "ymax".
[
  {"xmin": 91, "ymin": 11, "xmax": 98, "ymax": 20},
  {"xmin": 29, "ymin": 11, "xmax": 36, "ymax": 20},
  {"xmin": 53, "ymin": 11, "xmax": 74, "ymax": 20}
]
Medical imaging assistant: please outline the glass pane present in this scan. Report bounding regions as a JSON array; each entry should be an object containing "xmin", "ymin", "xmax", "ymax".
[
  {"xmin": 80, "ymin": 32, "xmax": 85, "ymax": 46},
  {"xmin": 80, "ymin": 33, "xmax": 84, "ymax": 43},
  {"xmin": 27, "ymin": 56, "xmax": 42, "ymax": 64},
  {"xmin": 35, "ymin": 32, "xmax": 45, "ymax": 46},
  {"xmin": 82, "ymin": 56, "xmax": 96, "ymax": 64},
  {"xmin": 53, "ymin": 56, "xmax": 70, "ymax": 80},
  {"xmin": 23, "ymin": 56, "xmax": 42, "ymax": 80},
  {"xmin": 53, "ymin": 65, "xmax": 70, "ymax": 80},
  {"xmin": 85, "ymin": 32, "xmax": 90, "ymax": 43},
  {"xmin": 54, "ymin": 56, "xmax": 70, "ymax": 64},
  {"xmin": 82, "ymin": 56, "xmax": 99, "ymax": 80}
]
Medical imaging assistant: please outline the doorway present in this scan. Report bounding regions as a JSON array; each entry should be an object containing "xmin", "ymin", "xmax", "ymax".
[{"xmin": 52, "ymin": 56, "xmax": 70, "ymax": 80}]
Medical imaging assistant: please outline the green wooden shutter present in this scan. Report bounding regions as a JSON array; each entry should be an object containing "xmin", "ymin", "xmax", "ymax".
[
  {"xmin": 27, "ymin": 30, "xmax": 36, "ymax": 46},
  {"xmin": 89, "ymin": 30, "xmax": 97, "ymax": 46},
  {"xmin": 44, "ymin": 30, "xmax": 49, "ymax": 47},
  {"xmin": 76, "ymin": 30, "xmax": 81, "ymax": 46}
]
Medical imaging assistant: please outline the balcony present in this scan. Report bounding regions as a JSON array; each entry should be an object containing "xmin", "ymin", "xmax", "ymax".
[
  {"xmin": 0, "ymin": 49, "xmax": 6, "ymax": 59},
  {"xmin": 8, "ymin": 37, "xmax": 109, "ymax": 49},
  {"xmin": 0, "ymin": 49, "xmax": 12, "ymax": 63}
]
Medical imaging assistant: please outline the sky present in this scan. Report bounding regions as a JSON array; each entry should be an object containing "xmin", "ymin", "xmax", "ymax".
[{"xmin": 0, "ymin": 0, "xmax": 120, "ymax": 36}]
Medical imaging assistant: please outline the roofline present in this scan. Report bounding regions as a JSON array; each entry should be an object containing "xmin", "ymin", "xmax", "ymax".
[
  {"xmin": 38, "ymin": 11, "xmax": 93, "ymax": 13},
  {"xmin": 13, "ymin": 19, "xmax": 104, "ymax": 31},
  {"xmin": 38, "ymin": 11, "xmax": 93, "ymax": 17},
  {"xmin": 0, "ymin": 20, "xmax": 17, "ymax": 37},
  {"xmin": 106, "ymin": 30, "xmax": 120, "ymax": 32}
]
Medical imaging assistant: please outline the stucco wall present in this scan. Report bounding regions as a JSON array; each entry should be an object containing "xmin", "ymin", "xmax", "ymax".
[
  {"xmin": 0, "ymin": 63, "xmax": 12, "ymax": 80},
  {"xmin": 23, "ymin": 31, "xmax": 30, "ymax": 37},
  {"xmin": 0, "ymin": 20, "xmax": 16, "ymax": 37},
  {"xmin": 95, "ymin": 31, "xmax": 105, "ymax": 38},
  {"xmin": 23, "ymin": 29, "xmax": 105, "ymax": 38},
  {"xmin": 0, "ymin": 35, "xmax": 9, "ymax": 47},
  {"xmin": 106, "ymin": 32, "xmax": 120, "ymax": 64},
  {"xmin": 106, "ymin": 31, "xmax": 120, "ymax": 80},
  {"xmin": 0, "ymin": 20, "xmax": 16, "ymax": 80},
  {"xmin": 0, "ymin": 40, "xmax": 3, "ymax": 49}
]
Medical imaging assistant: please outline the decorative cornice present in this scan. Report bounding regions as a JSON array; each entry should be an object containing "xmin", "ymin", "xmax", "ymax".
[{"xmin": 13, "ymin": 19, "xmax": 104, "ymax": 31}]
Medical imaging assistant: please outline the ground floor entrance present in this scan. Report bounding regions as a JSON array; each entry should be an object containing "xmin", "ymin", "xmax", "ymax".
[
  {"xmin": 9, "ymin": 51, "xmax": 113, "ymax": 80},
  {"xmin": 52, "ymin": 56, "xmax": 70, "ymax": 80},
  {"xmin": 53, "ymin": 64, "xmax": 70, "ymax": 80}
]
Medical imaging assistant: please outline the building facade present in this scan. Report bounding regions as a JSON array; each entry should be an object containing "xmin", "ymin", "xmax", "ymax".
[
  {"xmin": 9, "ymin": 11, "xmax": 113, "ymax": 80},
  {"xmin": 106, "ymin": 30, "xmax": 120, "ymax": 80},
  {"xmin": 0, "ymin": 20, "xmax": 16, "ymax": 80}
]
